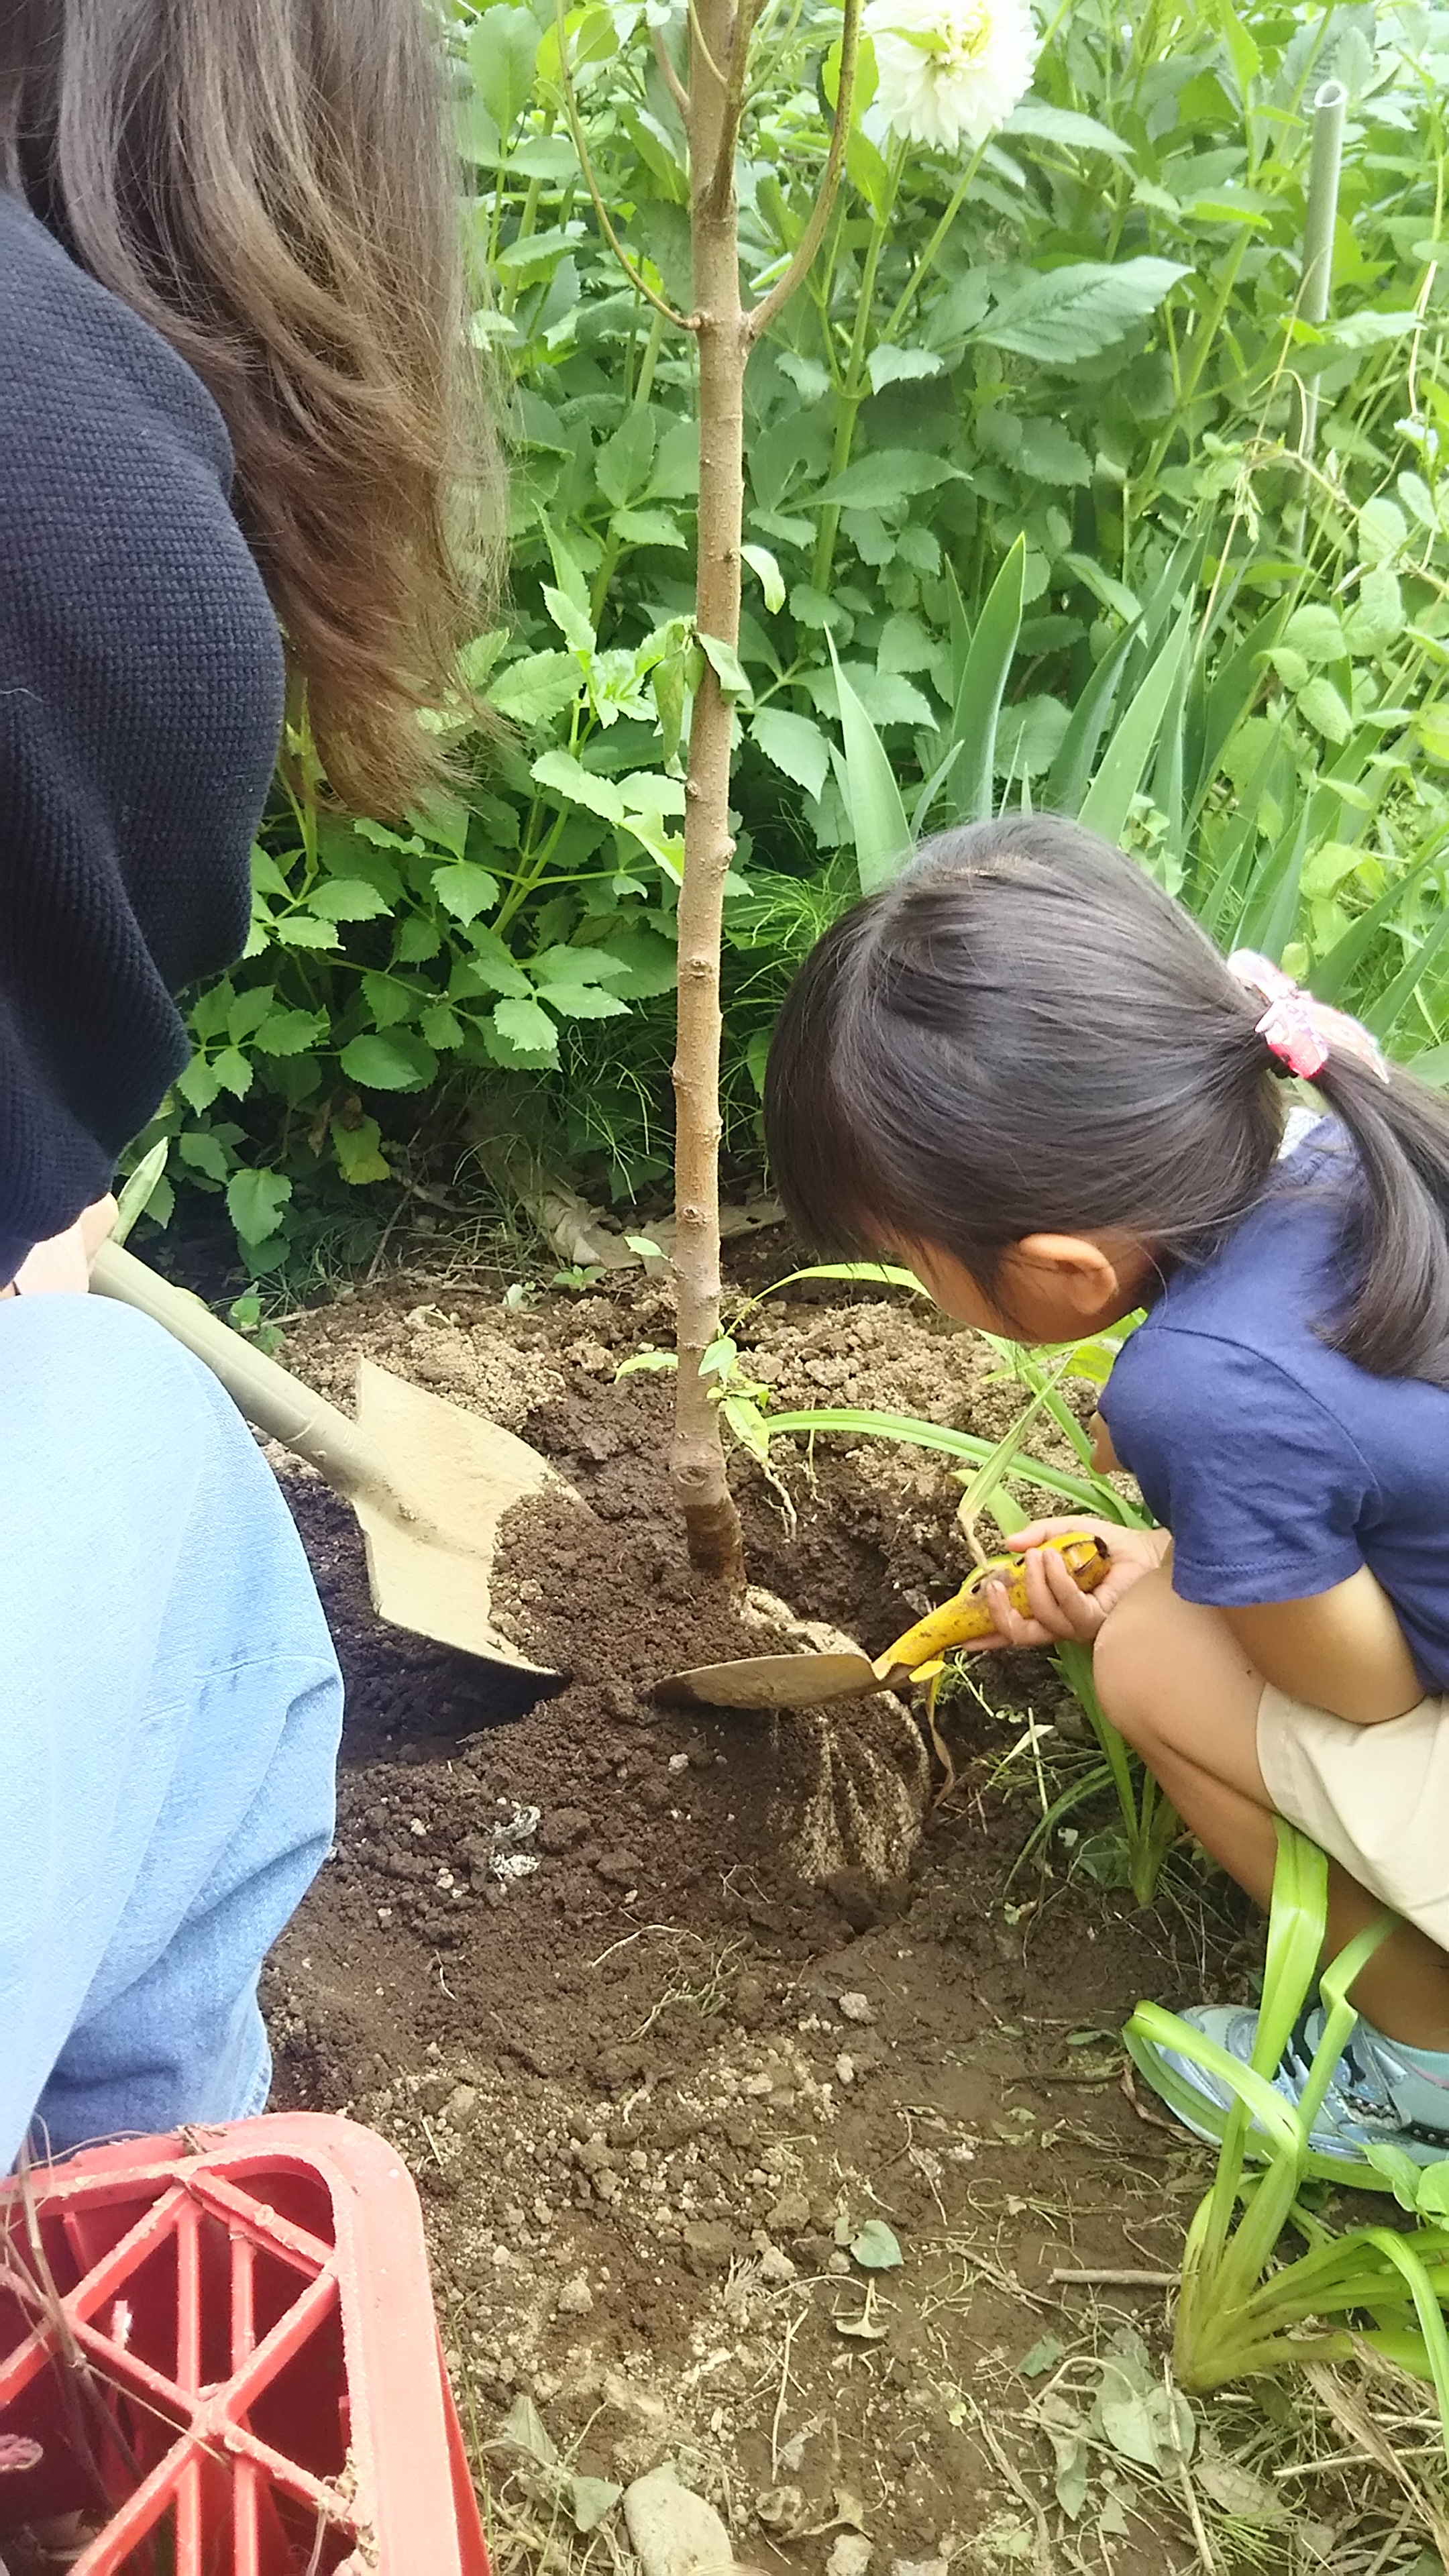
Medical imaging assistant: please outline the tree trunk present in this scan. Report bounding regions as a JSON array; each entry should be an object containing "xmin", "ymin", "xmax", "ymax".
[{"xmin": 671, "ymin": 0, "xmax": 749, "ymax": 1587}]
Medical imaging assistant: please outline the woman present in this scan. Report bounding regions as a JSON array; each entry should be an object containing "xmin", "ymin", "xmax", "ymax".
[{"xmin": 0, "ymin": 0, "xmax": 494, "ymax": 2166}]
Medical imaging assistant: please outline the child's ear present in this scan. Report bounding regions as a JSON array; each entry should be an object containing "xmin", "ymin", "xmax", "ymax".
[{"xmin": 1011, "ymin": 1231, "xmax": 1123, "ymax": 1316}]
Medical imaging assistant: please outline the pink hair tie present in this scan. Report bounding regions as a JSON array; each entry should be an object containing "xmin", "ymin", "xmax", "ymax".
[{"xmin": 1228, "ymin": 950, "xmax": 1389, "ymax": 1085}]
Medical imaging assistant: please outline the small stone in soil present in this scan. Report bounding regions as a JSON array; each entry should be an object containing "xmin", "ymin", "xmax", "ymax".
[
  {"xmin": 625, "ymin": 2467, "xmax": 736, "ymax": 2576},
  {"xmin": 837, "ymin": 1992, "xmax": 876, "ymax": 2025}
]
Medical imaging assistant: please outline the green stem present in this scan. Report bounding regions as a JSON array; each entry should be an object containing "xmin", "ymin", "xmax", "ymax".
[{"xmin": 810, "ymin": 152, "xmax": 904, "ymax": 594}]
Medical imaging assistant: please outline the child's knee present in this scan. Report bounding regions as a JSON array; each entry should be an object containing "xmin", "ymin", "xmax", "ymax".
[{"xmin": 1092, "ymin": 1572, "xmax": 1174, "ymax": 1748}]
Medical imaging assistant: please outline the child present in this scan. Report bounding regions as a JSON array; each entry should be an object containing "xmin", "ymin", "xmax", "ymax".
[{"xmin": 765, "ymin": 814, "xmax": 1449, "ymax": 2167}]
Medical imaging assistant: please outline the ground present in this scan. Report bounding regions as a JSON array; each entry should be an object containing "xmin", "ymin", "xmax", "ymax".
[{"xmin": 257, "ymin": 1254, "xmax": 1448, "ymax": 2576}]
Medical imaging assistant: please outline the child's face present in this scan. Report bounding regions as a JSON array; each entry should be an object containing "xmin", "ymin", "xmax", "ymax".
[{"xmin": 903, "ymin": 1232, "xmax": 1153, "ymax": 1346}]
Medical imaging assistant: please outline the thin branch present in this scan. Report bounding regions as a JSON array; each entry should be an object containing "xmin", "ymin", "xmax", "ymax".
[
  {"xmin": 650, "ymin": 20, "xmax": 691, "ymax": 120},
  {"xmin": 708, "ymin": 0, "xmax": 763, "ymax": 219},
  {"xmin": 687, "ymin": 0, "xmax": 727, "ymax": 89},
  {"xmin": 554, "ymin": 0, "xmax": 696, "ymax": 331},
  {"xmin": 745, "ymin": 0, "xmax": 861, "ymax": 341}
]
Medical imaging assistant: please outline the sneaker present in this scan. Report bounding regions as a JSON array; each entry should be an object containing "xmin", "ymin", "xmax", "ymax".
[{"xmin": 1132, "ymin": 2003, "xmax": 1449, "ymax": 2171}]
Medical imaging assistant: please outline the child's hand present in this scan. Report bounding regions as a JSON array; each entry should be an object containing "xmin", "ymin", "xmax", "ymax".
[{"xmin": 978, "ymin": 1519, "xmax": 1171, "ymax": 1650}]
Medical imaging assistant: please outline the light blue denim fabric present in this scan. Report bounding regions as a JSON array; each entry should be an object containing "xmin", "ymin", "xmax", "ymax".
[{"xmin": 0, "ymin": 1293, "xmax": 342, "ymax": 2167}]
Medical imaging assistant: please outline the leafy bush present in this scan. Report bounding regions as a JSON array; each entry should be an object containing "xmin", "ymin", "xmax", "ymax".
[{"xmin": 136, "ymin": 0, "xmax": 1449, "ymax": 1267}]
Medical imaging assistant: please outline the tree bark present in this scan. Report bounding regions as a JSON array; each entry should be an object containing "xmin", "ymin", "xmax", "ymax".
[{"xmin": 671, "ymin": 0, "xmax": 750, "ymax": 1586}]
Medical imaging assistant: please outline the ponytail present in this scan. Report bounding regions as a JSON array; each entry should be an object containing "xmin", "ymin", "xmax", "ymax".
[{"xmin": 1309, "ymin": 1051, "xmax": 1449, "ymax": 1385}]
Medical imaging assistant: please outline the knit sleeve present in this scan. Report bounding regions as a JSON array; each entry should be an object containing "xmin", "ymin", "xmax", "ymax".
[{"xmin": 0, "ymin": 195, "xmax": 284, "ymax": 1276}]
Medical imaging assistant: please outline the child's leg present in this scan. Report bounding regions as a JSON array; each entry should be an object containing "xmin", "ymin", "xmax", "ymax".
[
  {"xmin": 1093, "ymin": 1568, "xmax": 1449, "ymax": 2050},
  {"xmin": 0, "ymin": 1295, "xmax": 342, "ymax": 2167}
]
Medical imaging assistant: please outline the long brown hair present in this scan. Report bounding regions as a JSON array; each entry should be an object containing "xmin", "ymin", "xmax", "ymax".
[
  {"xmin": 766, "ymin": 818, "xmax": 1449, "ymax": 1386},
  {"xmin": 1, "ymin": 0, "xmax": 498, "ymax": 818}
]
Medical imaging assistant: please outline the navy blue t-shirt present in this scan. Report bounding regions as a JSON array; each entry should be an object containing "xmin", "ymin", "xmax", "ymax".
[{"xmin": 1098, "ymin": 1121, "xmax": 1449, "ymax": 1693}]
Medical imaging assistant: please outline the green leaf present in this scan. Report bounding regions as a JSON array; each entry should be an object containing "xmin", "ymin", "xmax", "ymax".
[
  {"xmin": 596, "ymin": 407, "xmax": 656, "ymax": 510},
  {"xmin": 850, "ymin": 2220, "xmax": 903, "ymax": 2269},
  {"xmin": 948, "ymin": 535, "xmax": 1026, "ymax": 824},
  {"xmin": 490, "ymin": 995, "xmax": 560, "ymax": 1063},
  {"xmin": 698, "ymin": 631, "xmax": 753, "ymax": 704},
  {"xmin": 812, "ymin": 451, "xmax": 965, "ymax": 508},
  {"xmin": 826, "ymin": 633, "xmax": 912, "ymax": 896},
  {"xmin": 339, "ymin": 1031, "xmax": 439, "ymax": 1091},
  {"xmin": 211, "ymin": 1046, "xmax": 253, "ymax": 1099},
  {"xmin": 114, "ymin": 1139, "xmax": 172, "ymax": 1240},
  {"xmin": 741, "ymin": 543, "xmax": 786, "ymax": 612},
  {"xmin": 1004, "ymin": 101, "xmax": 1136, "ymax": 163},
  {"xmin": 272, "ymin": 915, "xmax": 341, "ymax": 951},
  {"xmin": 541, "ymin": 585, "xmax": 596, "ymax": 655},
  {"xmin": 865, "ymin": 346, "xmax": 945, "ymax": 393},
  {"xmin": 332, "ymin": 1114, "xmax": 391, "ymax": 1185},
  {"xmin": 1018, "ymin": 2333, "xmax": 1067, "ymax": 2377},
  {"xmin": 309, "ymin": 878, "xmax": 391, "ymax": 924},
  {"xmin": 1297, "ymin": 676, "xmax": 1353, "ymax": 745},
  {"xmin": 227, "ymin": 1167, "xmax": 292, "ymax": 1248},
  {"xmin": 531, "ymin": 747, "xmax": 627, "ymax": 823},
  {"xmin": 612, "ymin": 507, "xmax": 686, "ymax": 549},
  {"xmin": 459, "ymin": 926, "xmax": 531, "ymax": 1000},
  {"xmin": 433, "ymin": 861, "xmax": 501, "ymax": 926},
  {"xmin": 468, "ymin": 8, "xmax": 540, "ymax": 138},
  {"xmin": 1280, "ymin": 605, "xmax": 1346, "ymax": 664},
  {"xmin": 178, "ymin": 1130, "xmax": 231, "ymax": 1184},
  {"xmin": 254, "ymin": 1007, "xmax": 329, "ymax": 1057},
  {"xmin": 976, "ymin": 259, "xmax": 1187, "ymax": 365},
  {"xmin": 1078, "ymin": 602, "xmax": 1191, "ymax": 844},
  {"xmin": 751, "ymin": 707, "xmax": 832, "ymax": 802},
  {"xmin": 175, "ymin": 1056, "xmax": 221, "ymax": 1112},
  {"xmin": 489, "ymin": 651, "xmax": 582, "ymax": 727},
  {"xmin": 1358, "ymin": 496, "xmax": 1409, "ymax": 564}
]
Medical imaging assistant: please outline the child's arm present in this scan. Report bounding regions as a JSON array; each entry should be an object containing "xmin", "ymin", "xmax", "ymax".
[{"xmin": 1222, "ymin": 1570, "xmax": 1424, "ymax": 1725}]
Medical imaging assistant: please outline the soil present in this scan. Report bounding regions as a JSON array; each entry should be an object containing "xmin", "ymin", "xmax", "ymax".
[{"xmin": 258, "ymin": 1263, "xmax": 1346, "ymax": 2574}]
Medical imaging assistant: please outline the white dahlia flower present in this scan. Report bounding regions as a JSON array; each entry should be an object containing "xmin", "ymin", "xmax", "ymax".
[{"xmin": 863, "ymin": 0, "xmax": 1040, "ymax": 152}]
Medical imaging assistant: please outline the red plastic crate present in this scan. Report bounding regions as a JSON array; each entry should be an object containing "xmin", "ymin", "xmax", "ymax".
[{"xmin": 0, "ymin": 2114, "xmax": 489, "ymax": 2575}]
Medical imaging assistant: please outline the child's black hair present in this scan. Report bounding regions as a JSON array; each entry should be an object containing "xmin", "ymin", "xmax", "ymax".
[{"xmin": 764, "ymin": 815, "xmax": 1449, "ymax": 1385}]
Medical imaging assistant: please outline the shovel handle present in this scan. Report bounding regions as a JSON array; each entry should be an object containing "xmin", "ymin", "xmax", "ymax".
[{"xmin": 90, "ymin": 1238, "xmax": 377, "ymax": 1497}]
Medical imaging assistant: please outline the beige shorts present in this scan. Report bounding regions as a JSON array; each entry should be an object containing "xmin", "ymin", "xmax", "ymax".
[{"xmin": 1258, "ymin": 1686, "xmax": 1449, "ymax": 1951}]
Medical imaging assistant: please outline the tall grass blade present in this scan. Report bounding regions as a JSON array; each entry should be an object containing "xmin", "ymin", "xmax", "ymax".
[
  {"xmin": 947, "ymin": 537, "xmax": 1026, "ymax": 825},
  {"xmin": 827, "ymin": 632, "xmax": 912, "ymax": 894},
  {"xmin": 1078, "ymin": 602, "xmax": 1193, "ymax": 845}
]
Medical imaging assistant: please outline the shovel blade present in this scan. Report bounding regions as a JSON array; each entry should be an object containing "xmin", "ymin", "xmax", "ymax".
[
  {"xmin": 653, "ymin": 1651, "xmax": 881, "ymax": 1711},
  {"xmin": 351, "ymin": 1358, "xmax": 566, "ymax": 1671}
]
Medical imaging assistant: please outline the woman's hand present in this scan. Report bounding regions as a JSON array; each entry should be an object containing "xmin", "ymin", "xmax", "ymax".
[
  {"xmin": 976, "ymin": 1518, "xmax": 1171, "ymax": 1650},
  {"xmin": 7, "ymin": 1196, "xmax": 118, "ymax": 1297}
]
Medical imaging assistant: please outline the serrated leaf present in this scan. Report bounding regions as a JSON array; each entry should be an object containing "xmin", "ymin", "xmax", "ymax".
[
  {"xmin": 849, "ymin": 2219, "xmax": 903, "ymax": 2269},
  {"xmin": 976, "ymin": 258, "xmax": 1187, "ymax": 364},
  {"xmin": 866, "ymin": 346, "xmax": 945, "ymax": 393},
  {"xmin": 254, "ymin": 1007, "xmax": 328, "ymax": 1057},
  {"xmin": 309, "ymin": 877, "xmax": 391, "ymax": 923},
  {"xmin": 227, "ymin": 1167, "xmax": 292, "ymax": 1248},
  {"xmin": 211, "ymin": 1047, "xmax": 253, "ymax": 1098},
  {"xmin": 613, "ymin": 507, "xmax": 686, "ymax": 549},
  {"xmin": 541, "ymin": 585, "xmax": 596, "ymax": 655},
  {"xmin": 339, "ymin": 1031, "xmax": 439, "ymax": 1091},
  {"xmin": 432, "ymin": 861, "xmax": 501, "ymax": 926},
  {"xmin": 1018, "ymin": 2332, "xmax": 1066, "ymax": 2377},
  {"xmin": 272, "ymin": 915, "xmax": 341, "ymax": 951},
  {"xmin": 178, "ymin": 1131, "xmax": 230, "ymax": 1183},
  {"xmin": 490, "ymin": 995, "xmax": 560, "ymax": 1062},
  {"xmin": 176, "ymin": 1056, "xmax": 221, "ymax": 1112},
  {"xmin": 751, "ymin": 706, "xmax": 832, "ymax": 801},
  {"xmin": 536, "ymin": 979, "xmax": 630, "ymax": 1020},
  {"xmin": 812, "ymin": 450, "xmax": 963, "ymax": 508},
  {"xmin": 489, "ymin": 651, "xmax": 582, "ymax": 726},
  {"xmin": 531, "ymin": 748, "xmax": 628, "ymax": 824},
  {"xmin": 468, "ymin": 7, "xmax": 539, "ymax": 137}
]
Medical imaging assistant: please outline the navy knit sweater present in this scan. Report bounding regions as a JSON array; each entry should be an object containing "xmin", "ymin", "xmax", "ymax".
[{"xmin": 0, "ymin": 191, "xmax": 284, "ymax": 1280}]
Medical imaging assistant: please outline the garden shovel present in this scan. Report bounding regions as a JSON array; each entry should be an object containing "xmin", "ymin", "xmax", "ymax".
[
  {"xmin": 89, "ymin": 1238, "xmax": 565, "ymax": 1673},
  {"xmin": 653, "ymin": 1534, "xmax": 1110, "ymax": 1710}
]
